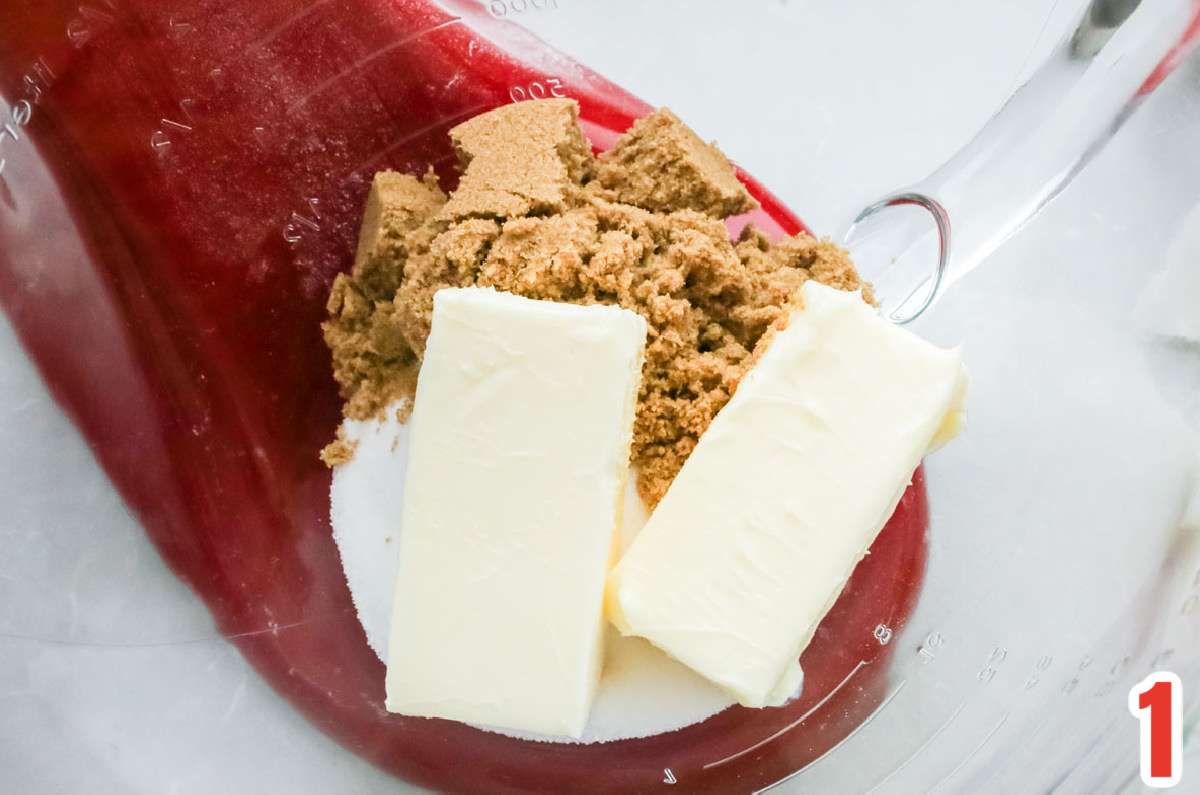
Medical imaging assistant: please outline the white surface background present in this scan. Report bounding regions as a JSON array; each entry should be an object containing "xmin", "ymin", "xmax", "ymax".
[{"xmin": 5, "ymin": 0, "xmax": 1200, "ymax": 792}]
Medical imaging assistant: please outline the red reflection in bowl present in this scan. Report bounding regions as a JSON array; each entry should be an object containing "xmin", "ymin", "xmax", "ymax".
[{"xmin": 0, "ymin": 1, "xmax": 929, "ymax": 791}]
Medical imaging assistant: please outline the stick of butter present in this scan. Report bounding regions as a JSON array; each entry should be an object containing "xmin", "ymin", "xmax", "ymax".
[
  {"xmin": 385, "ymin": 287, "xmax": 646, "ymax": 738},
  {"xmin": 606, "ymin": 280, "xmax": 967, "ymax": 708}
]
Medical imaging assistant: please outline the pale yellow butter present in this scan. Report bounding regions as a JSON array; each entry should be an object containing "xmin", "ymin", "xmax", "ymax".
[
  {"xmin": 385, "ymin": 287, "xmax": 646, "ymax": 738},
  {"xmin": 606, "ymin": 281, "xmax": 967, "ymax": 708}
]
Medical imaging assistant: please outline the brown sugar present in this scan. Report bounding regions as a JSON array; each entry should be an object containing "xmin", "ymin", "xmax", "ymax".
[
  {"xmin": 322, "ymin": 170, "xmax": 443, "ymax": 420},
  {"xmin": 323, "ymin": 100, "xmax": 868, "ymax": 507},
  {"xmin": 594, "ymin": 108, "xmax": 759, "ymax": 218},
  {"xmin": 440, "ymin": 97, "xmax": 595, "ymax": 221},
  {"xmin": 319, "ymin": 425, "xmax": 359, "ymax": 467}
]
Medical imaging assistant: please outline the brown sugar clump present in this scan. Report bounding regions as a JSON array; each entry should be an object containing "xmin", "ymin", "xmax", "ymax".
[
  {"xmin": 322, "ymin": 170, "xmax": 444, "ymax": 420},
  {"xmin": 319, "ymin": 425, "xmax": 359, "ymax": 467},
  {"xmin": 440, "ymin": 97, "xmax": 595, "ymax": 221},
  {"xmin": 323, "ymin": 99, "xmax": 869, "ymax": 507},
  {"xmin": 593, "ymin": 108, "xmax": 758, "ymax": 219},
  {"xmin": 352, "ymin": 169, "xmax": 447, "ymax": 301},
  {"xmin": 394, "ymin": 218, "xmax": 501, "ymax": 360}
]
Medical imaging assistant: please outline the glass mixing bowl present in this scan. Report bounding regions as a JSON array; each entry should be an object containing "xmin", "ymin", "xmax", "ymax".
[{"xmin": 3, "ymin": 0, "xmax": 1200, "ymax": 792}]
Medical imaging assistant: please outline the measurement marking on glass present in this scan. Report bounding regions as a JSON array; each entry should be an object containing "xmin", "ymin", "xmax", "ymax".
[
  {"xmin": 168, "ymin": 16, "xmax": 194, "ymax": 36},
  {"xmin": 288, "ymin": 18, "xmax": 462, "ymax": 114},
  {"xmin": 926, "ymin": 713, "xmax": 1009, "ymax": 794},
  {"xmin": 488, "ymin": 0, "xmax": 559, "ymax": 18},
  {"xmin": 283, "ymin": 197, "xmax": 322, "ymax": 244},
  {"xmin": 1025, "ymin": 654, "xmax": 1054, "ymax": 691},
  {"xmin": 704, "ymin": 661, "xmax": 868, "ymax": 769},
  {"xmin": 754, "ymin": 680, "xmax": 909, "ymax": 793},
  {"xmin": 67, "ymin": 4, "xmax": 116, "ymax": 48},
  {"xmin": 1, "ymin": 54, "xmax": 60, "ymax": 176},
  {"xmin": 861, "ymin": 703, "xmax": 966, "ymax": 795},
  {"xmin": 151, "ymin": 117, "xmax": 193, "ymax": 149},
  {"xmin": 917, "ymin": 630, "xmax": 944, "ymax": 664},
  {"xmin": 978, "ymin": 645, "xmax": 1008, "ymax": 684},
  {"xmin": 509, "ymin": 77, "xmax": 566, "ymax": 103}
]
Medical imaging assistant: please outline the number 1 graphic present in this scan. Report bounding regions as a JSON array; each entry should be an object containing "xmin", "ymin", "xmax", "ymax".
[{"xmin": 1129, "ymin": 672, "xmax": 1183, "ymax": 788}]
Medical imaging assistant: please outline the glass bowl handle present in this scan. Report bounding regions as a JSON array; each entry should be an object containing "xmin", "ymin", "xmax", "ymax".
[{"xmin": 844, "ymin": 0, "xmax": 1200, "ymax": 323}]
